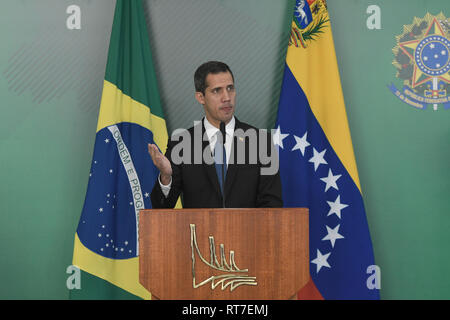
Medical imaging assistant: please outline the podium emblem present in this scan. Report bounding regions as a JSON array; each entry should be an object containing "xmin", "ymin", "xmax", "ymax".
[{"xmin": 190, "ymin": 224, "xmax": 257, "ymax": 292}]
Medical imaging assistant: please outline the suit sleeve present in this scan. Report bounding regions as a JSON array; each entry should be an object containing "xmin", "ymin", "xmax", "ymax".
[
  {"xmin": 256, "ymin": 129, "xmax": 283, "ymax": 208},
  {"xmin": 150, "ymin": 138, "xmax": 183, "ymax": 208}
]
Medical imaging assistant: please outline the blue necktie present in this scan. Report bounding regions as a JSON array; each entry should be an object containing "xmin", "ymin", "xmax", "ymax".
[{"xmin": 214, "ymin": 132, "xmax": 227, "ymax": 194}]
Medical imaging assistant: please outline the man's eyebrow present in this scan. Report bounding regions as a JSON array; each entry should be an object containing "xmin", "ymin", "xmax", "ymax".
[{"xmin": 208, "ymin": 83, "xmax": 234, "ymax": 90}]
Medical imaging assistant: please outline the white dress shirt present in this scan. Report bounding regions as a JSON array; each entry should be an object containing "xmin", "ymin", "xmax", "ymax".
[{"xmin": 159, "ymin": 116, "xmax": 235, "ymax": 197}]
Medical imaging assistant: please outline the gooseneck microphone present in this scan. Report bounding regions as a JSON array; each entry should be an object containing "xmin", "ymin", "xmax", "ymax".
[
  {"xmin": 220, "ymin": 121, "xmax": 226, "ymax": 146},
  {"xmin": 219, "ymin": 121, "xmax": 226, "ymax": 208}
]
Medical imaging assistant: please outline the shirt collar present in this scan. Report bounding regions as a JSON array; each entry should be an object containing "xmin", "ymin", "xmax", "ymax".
[{"xmin": 204, "ymin": 116, "xmax": 235, "ymax": 141}]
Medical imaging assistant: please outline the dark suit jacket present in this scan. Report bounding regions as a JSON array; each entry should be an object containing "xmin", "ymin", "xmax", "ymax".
[{"xmin": 151, "ymin": 117, "xmax": 283, "ymax": 208}]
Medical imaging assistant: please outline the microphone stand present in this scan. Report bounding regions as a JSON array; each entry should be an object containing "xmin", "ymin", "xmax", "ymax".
[{"xmin": 220, "ymin": 122, "xmax": 226, "ymax": 208}]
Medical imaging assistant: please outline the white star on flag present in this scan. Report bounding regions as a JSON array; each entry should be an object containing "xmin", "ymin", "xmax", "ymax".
[
  {"xmin": 144, "ymin": 192, "xmax": 150, "ymax": 198},
  {"xmin": 322, "ymin": 224, "xmax": 345, "ymax": 248},
  {"xmin": 327, "ymin": 195, "xmax": 349, "ymax": 219},
  {"xmin": 320, "ymin": 169, "xmax": 342, "ymax": 192},
  {"xmin": 311, "ymin": 249, "xmax": 331, "ymax": 273},
  {"xmin": 104, "ymin": 139, "xmax": 110, "ymax": 143},
  {"xmin": 291, "ymin": 132, "xmax": 310, "ymax": 156},
  {"xmin": 309, "ymin": 147, "xmax": 327, "ymax": 171},
  {"xmin": 273, "ymin": 125, "xmax": 289, "ymax": 149}
]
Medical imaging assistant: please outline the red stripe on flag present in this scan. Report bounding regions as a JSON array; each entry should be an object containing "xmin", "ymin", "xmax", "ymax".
[{"xmin": 297, "ymin": 278, "xmax": 324, "ymax": 300}]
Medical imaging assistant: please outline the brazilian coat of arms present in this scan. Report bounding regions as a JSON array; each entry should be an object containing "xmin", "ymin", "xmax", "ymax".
[{"xmin": 390, "ymin": 13, "xmax": 450, "ymax": 110}]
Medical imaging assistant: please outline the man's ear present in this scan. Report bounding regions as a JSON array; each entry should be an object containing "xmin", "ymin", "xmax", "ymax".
[{"xmin": 195, "ymin": 92, "xmax": 205, "ymax": 105}]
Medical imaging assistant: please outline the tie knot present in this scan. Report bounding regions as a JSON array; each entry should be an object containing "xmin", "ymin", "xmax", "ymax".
[{"xmin": 216, "ymin": 130, "xmax": 225, "ymax": 144}]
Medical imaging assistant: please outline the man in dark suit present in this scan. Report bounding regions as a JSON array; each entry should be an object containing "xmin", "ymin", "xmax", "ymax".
[{"xmin": 148, "ymin": 61, "xmax": 282, "ymax": 208}]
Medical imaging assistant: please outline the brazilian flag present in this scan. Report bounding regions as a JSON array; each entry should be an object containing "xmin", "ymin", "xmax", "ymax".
[{"xmin": 71, "ymin": 0, "xmax": 167, "ymax": 299}]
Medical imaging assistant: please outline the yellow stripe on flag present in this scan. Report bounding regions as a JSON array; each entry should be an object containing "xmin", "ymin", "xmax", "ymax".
[
  {"xmin": 286, "ymin": 20, "xmax": 362, "ymax": 192},
  {"xmin": 96, "ymin": 80, "xmax": 168, "ymax": 154},
  {"xmin": 72, "ymin": 233, "xmax": 151, "ymax": 300}
]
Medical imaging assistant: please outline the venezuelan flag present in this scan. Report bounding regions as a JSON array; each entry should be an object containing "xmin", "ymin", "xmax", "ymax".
[
  {"xmin": 275, "ymin": 0, "xmax": 380, "ymax": 299},
  {"xmin": 71, "ymin": 0, "xmax": 168, "ymax": 299}
]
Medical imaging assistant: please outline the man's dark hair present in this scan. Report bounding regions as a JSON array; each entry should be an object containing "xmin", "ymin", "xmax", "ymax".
[{"xmin": 194, "ymin": 61, "xmax": 234, "ymax": 94}]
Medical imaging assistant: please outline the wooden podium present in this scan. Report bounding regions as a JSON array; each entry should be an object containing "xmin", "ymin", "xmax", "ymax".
[{"xmin": 138, "ymin": 208, "xmax": 309, "ymax": 300}]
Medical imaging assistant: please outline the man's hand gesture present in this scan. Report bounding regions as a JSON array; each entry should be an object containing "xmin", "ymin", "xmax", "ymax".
[{"xmin": 148, "ymin": 143, "xmax": 172, "ymax": 185}]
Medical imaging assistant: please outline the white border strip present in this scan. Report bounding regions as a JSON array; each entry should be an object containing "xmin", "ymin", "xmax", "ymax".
[{"xmin": 108, "ymin": 125, "xmax": 144, "ymax": 256}]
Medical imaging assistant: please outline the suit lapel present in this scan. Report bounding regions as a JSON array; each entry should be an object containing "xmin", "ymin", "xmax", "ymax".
[{"xmin": 224, "ymin": 152, "xmax": 238, "ymax": 199}]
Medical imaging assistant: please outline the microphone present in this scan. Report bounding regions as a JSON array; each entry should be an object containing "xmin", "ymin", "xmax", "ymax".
[
  {"xmin": 220, "ymin": 121, "xmax": 226, "ymax": 146},
  {"xmin": 219, "ymin": 121, "xmax": 226, "ymax": 208}
]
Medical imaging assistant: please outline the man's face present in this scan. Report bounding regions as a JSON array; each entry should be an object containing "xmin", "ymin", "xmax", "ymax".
[{"xmin": 195, "ymin": 71, "xmax": 236, "ymax": 128}]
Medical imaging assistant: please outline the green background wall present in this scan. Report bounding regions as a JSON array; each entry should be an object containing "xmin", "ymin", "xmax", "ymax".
[{"xmin": 0, "ymin": 0, "xmax": 448, "ymax": 299}]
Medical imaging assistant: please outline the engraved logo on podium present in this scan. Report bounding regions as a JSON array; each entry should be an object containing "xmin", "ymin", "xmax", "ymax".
[{"xmin": 190, "ymin": 224, "xmax": 257, "ymax": 291}]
